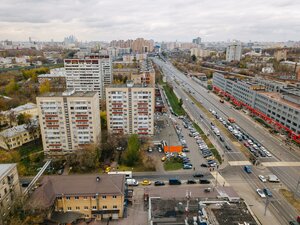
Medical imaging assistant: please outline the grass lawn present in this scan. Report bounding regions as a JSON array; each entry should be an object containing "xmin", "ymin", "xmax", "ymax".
[
  {"xmin": 163, "ymin": 84, "xmax": 185, "ymax": 116},
  {"xmin": 0, "ymin": 139, "xmax": 45, "ymax": 176},
  {"xmin": 117, "ymin": 164, "xmax": 156, "ymax": 172},
  {"xmin": 163, "ymin": 158, "xmax": 183, "ymax": 171}
]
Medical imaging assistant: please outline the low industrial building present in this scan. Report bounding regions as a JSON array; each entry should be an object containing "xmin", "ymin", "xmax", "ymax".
[
  {"xmin": 0, "ymin": 123, "xmax": 40, "ymax": 150},
  {"xmin": 0, "ymin": 164, "xmax": 21, "ymax": 221},
  {"xmin": 28, "ymin": 174, "xmax": 126, "ymax": 223},
  {"xmin": 213, "ymin": 72, "xmax": 300, "ymax": 136}
]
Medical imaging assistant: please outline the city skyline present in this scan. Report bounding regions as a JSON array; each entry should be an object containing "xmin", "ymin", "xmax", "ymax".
[{"xmin": 1, "ymin": 0, "xmax": 300, "ymax": 42}]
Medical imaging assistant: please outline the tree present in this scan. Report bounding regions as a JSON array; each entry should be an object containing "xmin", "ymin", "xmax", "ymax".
[
  {"xmin": 39, "ymin": 80, "xmax": 51, "ymax": 94},
  {"xmin": 5, "ymin": 79, "xmax": 19, "ymax": 95},
  {"xmin": 179, "ymin": 98, "xmax": 183, "ymax": 107},
  {"xmin": 123, "ymin": 134, "xmax": 140, "ymax": 166},
  {"xmin": 100, "ymin": 111, "xmax": 107, "ymax": 130},
  {"xmin": 191, "ymin": 54, "xmax": 197, "ymax": 62},
  {"xmin": 17, "ymin": 113, "xmax": 31, "ymax": 125}
]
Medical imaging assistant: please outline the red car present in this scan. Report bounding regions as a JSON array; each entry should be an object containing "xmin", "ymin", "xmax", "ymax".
[{"xmin": 244, "ymin": 142, "xmax": 250, "ymax": 147}]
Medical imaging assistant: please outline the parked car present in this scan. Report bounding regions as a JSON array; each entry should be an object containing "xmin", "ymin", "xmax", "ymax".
[
  {"xmin": 183, "ymin": 164, "xmax": 193, "ymax": 169},
  {"xmin": 187, "ymin": 179, "xmax": 197, "ymax": 184},
  {"xmin": 154, "ymin": 181, "xmax": 165, "ymax": 186},
  {"xmin": 182, "ymin": 148, "xmax": 190, "ymax": 152},
  {"xmin": 200, "ymin": 163, "xmax": 208, "ymax": 167},
  {"xmin": 169, "ymin": 178, "xmax": 181, "ymax": 185},
  {"xmin": 193, "ymin": 173, "xmax": 204, "ymax": 178},
  {"xmin": 199, "ymin": 179, "xmax": 210, "ymax": 184},
  {"xmin": 141, "ymin": 179, "xmax": 151, "ymax": 186}
]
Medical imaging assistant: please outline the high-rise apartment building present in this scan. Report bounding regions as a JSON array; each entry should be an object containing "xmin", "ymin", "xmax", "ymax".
[
  {"xmin": 226, "ymin": 42, "xmax": 242, "ymax": 62},
  {"xmin": 0, "ymin": 163, "xmax": 21, "ymax": 222},
  {"xmin": 64, "ymin": 55, "xmax": 112, "ymax": 100},
  {"xmin": 36, "ymin": 90, "xmax": 101, "ymax": 157},
  {"xmin": 192, "ymin": 37, "xmax": 201, "ymax": 45},
  {"xmin": 106, "ymin": 81, "xmax": 155, "ymax": 135}
]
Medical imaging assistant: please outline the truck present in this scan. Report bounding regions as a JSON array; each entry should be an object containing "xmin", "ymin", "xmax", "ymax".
[
  {"xmin": 126, "ymin": 178, "xmax": 139, "ymax": 186},
  {"xmin": 268, "ymin": 174, "xmax": 280, "ymax": 183},
  {"xmin": 244, "ymin": 165, "xmax": 252, "ymax": 174}
]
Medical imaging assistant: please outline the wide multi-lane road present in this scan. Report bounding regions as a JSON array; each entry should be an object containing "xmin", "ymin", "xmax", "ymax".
[{"xmin": 152, "ymin": 57, "xmax": 300, "ymax": 224}]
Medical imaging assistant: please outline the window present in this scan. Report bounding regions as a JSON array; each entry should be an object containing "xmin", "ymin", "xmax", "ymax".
[
  {"xmin": 102, "ymin": 205, "xmax": 107, "ymax": 209},
  {"xmin": 75, "ymin": 196, "xmax": 79, "ymax": 200},
  {"xmin": 67, "ymin": 207, "xmax": 72, "ymax": 211},
  {"xmin": 66, "ymin": 196, "xmax": 71, "ymax": 200},
  {"xmin": 112, "ymin": 195, "xmax": 117, "ymax": 198},
  {"xmin": 84, "ymin": 206, "xmax": 89, "ymax": 210},
  {"xmin": 57, "ymin": 197, "xmax": 62, "ymax": 200},
  {"xmin": 92, "ymin": 206, "xmax": 97, "ymax": 210},
  {"xmin": 83, "ymin": 196, "xmax": 88, "ymax": 200},
  {"xmin": 102, "ymin": 195, "xmax": 106, "ymax": 199},
  {"xmin": 113, "ymin": 205, "xmax": 117, "ymax": 209},
  {"xmin": 75, "ymin": 206, "xmax": 80, "ymax": 210}
]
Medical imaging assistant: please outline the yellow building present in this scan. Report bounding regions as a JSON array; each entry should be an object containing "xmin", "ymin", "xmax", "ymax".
[
  {"xmin": 0, "ymin": 123, "xmax": 40, "ymax": 150},
  {"xmin": 29, "ymin": 174, "xmax": 125, "ymax": 222},
  {"xmin": 0, "ymin": 163, "xmax": 21, "ymax": 222}
]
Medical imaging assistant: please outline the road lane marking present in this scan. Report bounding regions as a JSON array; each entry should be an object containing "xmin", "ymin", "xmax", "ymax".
[{"xmin": 262, "ymin": 162, "xmax": 300, "ymax": 167}]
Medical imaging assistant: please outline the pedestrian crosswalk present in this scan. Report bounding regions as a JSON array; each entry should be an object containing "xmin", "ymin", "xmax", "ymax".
[{"xmin": 228, "ymin": 161, "xmax": 252, "ymax": 166}]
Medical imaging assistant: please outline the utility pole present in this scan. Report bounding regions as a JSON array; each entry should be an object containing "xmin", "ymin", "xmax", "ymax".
[
  {"xmin": 295, "ymin": 176, "xmax": 300, "ymax": 197},
  {"xmin": 264, "ymin": 195, "xmax": 270, "ymax": 216}
]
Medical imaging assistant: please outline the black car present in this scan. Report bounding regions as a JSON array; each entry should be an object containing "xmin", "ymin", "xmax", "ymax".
[
  {"xmin": 187, "ymin": 179, "xmax": 197, "ymax": 184},
  {"xmin": 199, "ymin": 179, "xmax": 211, "ymax": 184},
  {"xmin": 193, "ymin": 173, "xmax": 204, "ymax": 178},
  {"xmin": 225, "ymin": 145, "xmax": 231, "ymax": 151},
  {"xmin": 219, "ymin": 136, "xmax": 224, "ymax": 142},
  {"xmin": 182, "ymin": 148, "xmax": 190, "ymax": 152},
  {"xmin": 21, "ymin": 181, "xmax": 30, "ymax": 188},
  {"xmin": 154, "ymin": 181, "xmax": 165, "ymax": 186},
  {"xmin": 200, "ymin": 163, "xmax": 208, "ymax": 167}
]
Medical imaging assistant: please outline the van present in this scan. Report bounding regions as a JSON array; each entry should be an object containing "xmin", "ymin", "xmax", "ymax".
[
  {"xmin": 126, "ymin": 179, "xmax": 139, "ymax": 186},
  {"xmin": 169, "ymin": 178, "xmax": 181, "ymax": 185}
]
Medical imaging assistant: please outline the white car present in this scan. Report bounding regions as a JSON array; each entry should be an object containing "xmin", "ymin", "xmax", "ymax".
[
  {"xmin": 256, "ymin": 189, "xmax": 266, "ymax": 198},
  {"xmin": 258, "ymin": 175, "xmax": 267, "ymax": 183}
]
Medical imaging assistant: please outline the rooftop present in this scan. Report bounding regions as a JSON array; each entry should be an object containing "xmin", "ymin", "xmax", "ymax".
[
  {"xmin": 0, "ymin": 124, "xmax": 28, "ymax": 138},
  {"xmin": 38, "ymin": 90, "xmax": 98, "ymax": 98},
  {"xmin": 11, "ymin": 102, "xmax": 37, "ymax": 113},
  {"xmin": 258, "ymin": 91, "xmax": 300, "ymax": 110},
  {"xmin": 108, "ymin": 82, "xmax": 154, "ymax": 89},
  {"xmin": 28, "ymin": 174, "xmax": 125, "ymax": 209},
  {"xmin": 0, "ymin": 164, "xmax": 16, "ymax": 181}
]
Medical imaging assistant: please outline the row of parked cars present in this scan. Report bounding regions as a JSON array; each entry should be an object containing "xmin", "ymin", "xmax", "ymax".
[
  {"xmin": 182, "ymin": 117, "xmax": 218, "ymax": 168},
  {"xmin": 209, "ymin": 109, "xmax": 272, "ymax": 158}
]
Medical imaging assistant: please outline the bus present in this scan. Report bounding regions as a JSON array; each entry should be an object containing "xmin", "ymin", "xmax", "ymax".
[{"xmin": 108, "ymin": 171, "xmax": 132, "ymax": 179}]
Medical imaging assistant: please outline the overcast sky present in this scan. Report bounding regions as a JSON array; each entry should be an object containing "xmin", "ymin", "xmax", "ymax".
[{"xmin": 1, "ymin": 0, "xmax": 300, "ymax": 42}]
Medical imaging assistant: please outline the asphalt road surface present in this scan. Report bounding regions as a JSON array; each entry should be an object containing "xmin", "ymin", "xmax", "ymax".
[{"xmin": 152, "ymin": 57, "xmax": 300, "ymax": 224}]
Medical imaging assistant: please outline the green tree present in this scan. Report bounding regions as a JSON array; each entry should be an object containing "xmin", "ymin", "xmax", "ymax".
[
  {"xmin": 39, "ymin": 80, "xmax": 51, "ymax": 94},
  {"xmin": 191, "ymin": 54, "xmax": 197, "ymax": 62},
  {"xmin": 123, "ymin": 134, "xmax": 140, "ymax": 166},
  {"xmin": 5, "ymin": 79, "xmax": 19, "ymax": 95},
  {"xmin": 17, "ymin": 113, "xmax": 31, "ymax": 125},
  {"xmin": 179, "ymin": 98, "xmax": 183, "ymax": 107},
  {"xmin": 100, "ymin": 111, "xmax": 107, "ymax": 130}
]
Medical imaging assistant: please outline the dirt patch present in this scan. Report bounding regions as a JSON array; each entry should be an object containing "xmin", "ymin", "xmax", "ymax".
[{"xmin": 279, "ymin": 189, "xmax": 300, "ymax": 213}]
